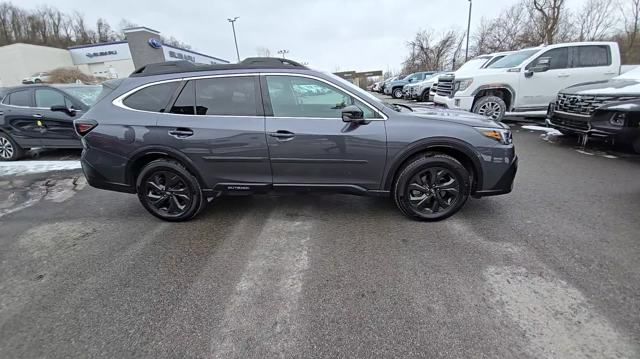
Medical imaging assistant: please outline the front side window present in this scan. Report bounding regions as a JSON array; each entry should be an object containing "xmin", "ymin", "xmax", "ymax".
[
  {"xmin": 573, "ymin": 45, "xmax": 611, "ymax": 67},
  {"xmin": 7, "ymin": 90, "xmax": 31, "ymax": 107},
  {"xmin": 528, "ymin": 47, "xmax": 569, "ymax": 70},
  {"xmin": 266, "ymin": 75, "xmax": 378, "ymax": 119},
  {"xmin": 195, "ymin": 76, "xmax": 258, "ymax": 116},
  {"xmin": 35, "ymin": 89, "xmax": 66, "ymax": 108},
  {"xmin": 123, "ymin": 82, "xmax": 180, "ymax": 112}
]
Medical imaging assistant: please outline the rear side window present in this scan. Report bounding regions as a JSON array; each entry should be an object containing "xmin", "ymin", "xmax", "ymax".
[
  {"xmin": 123, "ymin": 82, "xmax": 180, "ymax": 112},
  {"xmin": 170, "ymin": 81, "xmax": 195, "ymax": 115},
  {"xmin": 6, "ymin": 90, "xmax": 31, "ymax": 107},
  {"xmin": 573, "ymin": 45, "xmax": 611, "ymax": 67},
  {"xmin": 35, "ymin": 89, "xmax": 66, "ymax": 108},
  {"xmin": 194, "ymin": 77, "xmax": 258, "ymax": 116}
]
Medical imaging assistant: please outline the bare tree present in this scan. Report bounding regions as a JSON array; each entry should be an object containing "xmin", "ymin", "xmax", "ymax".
[
  {"xmin": 403, "ymin": 29, "xmax": 461, "ymax": 73},
  {"xmin": 575, "ymin": 0, "xmax": 615, "ymax": 41},
  {"xmin": 621, "ymin": 0, "xmax": 640, "ymax": 57},
  {"xmin": 528, "ymin": 0, "xmax": 568, "ymax": 44},
  {"xmin": 256, "ymin": 47, "xmax": 271, "ymax": 57}
]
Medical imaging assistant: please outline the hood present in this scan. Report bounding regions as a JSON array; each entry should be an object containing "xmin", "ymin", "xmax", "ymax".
[
  {"xmin": 409, "ymin": 106, "xmax": 502, "ymax": 128},
  {"xmin": 390, "ymin": 79, "xmax": 409, "ymax": 87},
  {"xmin": 561, "ymin": 79, "xmax": 640, "ymax": 96}
]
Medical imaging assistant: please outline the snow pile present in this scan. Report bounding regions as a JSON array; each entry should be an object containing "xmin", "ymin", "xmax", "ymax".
[
  {"xmin": 521, "ymin": 125, "xmax": 563, "ymax": 135},
  {"xmin": 0, "ymin": 161, "xmax": 81, "ymax": 177}
]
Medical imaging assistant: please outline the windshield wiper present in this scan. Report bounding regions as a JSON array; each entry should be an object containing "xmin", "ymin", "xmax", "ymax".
[{"xmin": 392, "ymin": 103, "xmax": 414, "ymax": 112}]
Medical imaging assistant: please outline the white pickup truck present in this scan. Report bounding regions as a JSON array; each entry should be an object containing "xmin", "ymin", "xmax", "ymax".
[{"xmin": 433, "ymin": 42, "xmax": 626, "ymax": 121}]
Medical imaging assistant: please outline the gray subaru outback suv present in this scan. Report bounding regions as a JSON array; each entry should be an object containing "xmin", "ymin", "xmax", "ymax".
[{"xmin": 76, "ymin": 58, "xmax": 517, "ymax": 222}]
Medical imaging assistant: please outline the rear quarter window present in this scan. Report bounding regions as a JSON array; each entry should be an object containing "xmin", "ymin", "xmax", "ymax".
[
  {"xmin": 123, "ymin": 82, "xmax": 180, "ymax": 112},
  {"xmin": 573, "ymin": 45, "xmax": 611, "ymax": 67}
]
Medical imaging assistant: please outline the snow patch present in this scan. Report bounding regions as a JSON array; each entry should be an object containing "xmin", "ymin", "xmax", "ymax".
[
  {"xmin": 0, "ymin": 161, "xmax": 81, "ymax": 177},
  {"xmin": 521, "ymin": 125, "xmax": 563, "ymax": 135}
]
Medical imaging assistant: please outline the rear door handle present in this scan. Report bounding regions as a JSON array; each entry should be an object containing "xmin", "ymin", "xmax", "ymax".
[
  {"xmin": 168, "ymin": 128, "xmax": 194, "ymax": 138},
  {"xmin": 268, "ymin": 130, "xmax": 295, "ymax": 140},
  {"xmin": 558, "ymin": 74, "xmax": 570, "ymax": 78},
  {"xmin": 33, "ymin": 113, "xmax": 43, "ymax": 118}
]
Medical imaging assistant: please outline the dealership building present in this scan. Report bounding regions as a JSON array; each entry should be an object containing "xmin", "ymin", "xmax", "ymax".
[{"xmin": 0, "ymin": 26, "xmax": 229, "ymax": 86}]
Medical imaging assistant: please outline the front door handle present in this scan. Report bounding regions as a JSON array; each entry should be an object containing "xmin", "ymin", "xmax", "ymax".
[
  {"xmin": 168, "ymin": 128, "xmax": 194, "ymax": 138},
  {"xmin": 558, "ymin": 74, "xmax": 570, "ymax": 78},
  {"xmin": 268, "ymin": 130, "xmax": 295, "ymax": 140},
  {"xmin": 33, "ymin": 113, "xmax": 43, "ymax": 118}
]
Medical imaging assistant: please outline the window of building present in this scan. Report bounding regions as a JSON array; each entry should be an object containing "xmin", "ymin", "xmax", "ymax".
[
  {"xmin": 123, "ymin": 82, "xmax": 180, "ymax": 112},
  {"xmin": 265, "ymin": 75, "xmax": 377, "ymax": 119},
  {"xmin": 194, "ymin": 76, "xmax": 258, "ymax": 116}
]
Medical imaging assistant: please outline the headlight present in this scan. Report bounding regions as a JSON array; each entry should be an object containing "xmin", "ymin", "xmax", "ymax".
[
  {"xmin": 474, "ymin": 127, "xmax": 512, "ymax": 145},
  {"xmin": 610, "ymin": 113, "xmax": 626, "ymax": 126},
  {"xmin": 456, "ymin": 79, "xmax": 473, "ymax": 92}
]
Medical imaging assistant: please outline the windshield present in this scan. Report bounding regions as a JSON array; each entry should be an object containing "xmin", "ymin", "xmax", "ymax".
[
  {"xmin": 62, "ymin": 86, "xmax": 103, "ymax": 106},
  {"xmin": 615, "ymin": 66, "xmax": 640, "ymax": 80},
  {"xmin": 457, "ymin": 57, "xmax": 491, "ymax": 72},
  {"xmin": 488, "ymin": 49, "xmax": 540, "ymax": 69}
]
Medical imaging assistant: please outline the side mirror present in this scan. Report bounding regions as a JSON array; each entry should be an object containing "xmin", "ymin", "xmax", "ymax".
[
  {"xmin": 532, "ymin": 57, "xmax": 551, "ymax": 73},
  {"xmin": 341, "ymin": 105, "xmax": 364, "ymax": 123},
  {"xmin": 51, "ymin": 105, "xmax": 76, "ymax": 116},
  {"xmin": 408, "ymin": 78, "xmax": 415, "ymax": 83}
]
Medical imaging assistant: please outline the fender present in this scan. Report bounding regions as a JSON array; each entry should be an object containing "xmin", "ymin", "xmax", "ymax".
[
  {"xmin": 126, "ymin": 145, "xmax": 209, "ymax": 189},
  {"xmin": 471, "ymin": 84, "xmax": 516, "ymax": 109},
  {"xmin": 382, "ymin": 137, "xmax": 484, "ymax": 191}
]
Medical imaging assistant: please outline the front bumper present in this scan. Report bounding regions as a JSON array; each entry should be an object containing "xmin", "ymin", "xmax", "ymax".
[
  {"xmin": 475, "ymin": 155, "xmax": 518, "ymax": 197},
  {"xmin": 546, "ymin": 103, "xmax": 640, "ymax": 143},
  {"xmin": 433, "ymin": 94, "xmax": 474, "ymax": 111}
]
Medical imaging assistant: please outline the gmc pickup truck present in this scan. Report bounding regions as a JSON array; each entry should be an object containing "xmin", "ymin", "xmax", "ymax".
[{"xmin": 433, "ymin": 42, "xmax": 624, "ymax": 121}]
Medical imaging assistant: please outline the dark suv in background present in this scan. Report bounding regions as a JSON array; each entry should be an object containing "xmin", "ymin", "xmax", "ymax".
[
  {"xmin": 0, "ymin": 84, "xmax": 102, "ymax": 160},
  {"xmin": 77, "ymin": 58, "xmax": 517, "ymax": 221}
]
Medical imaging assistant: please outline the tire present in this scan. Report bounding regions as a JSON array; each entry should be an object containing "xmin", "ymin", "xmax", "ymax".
[
  {"xmin": 392, "ymin": 88, "xmax": 404, "ymax": 99},
  {"xmin": 393, "ymin": 154, "xmax": 470, "ymax": 221},
  {"xmin": 420, "ymin": 89, "xmax": 430, "ymax": 102},
  {"xmin": 136, "ymin": 159, "xmax": 206, "ymax": 222},
  {"xmin": 34, "ymin": 79, "xmax": 42, "ymax": 83},
  {"xmin": 472, "ymin": 96, "xmax": 507, "ymax": 122},
  {"xmin": 632, "ymin": 137, "xmax": 640, "ymax": 154},
  {"xmin": 0, "ymin": 132, "xmax": 24, "ymax": 161}
]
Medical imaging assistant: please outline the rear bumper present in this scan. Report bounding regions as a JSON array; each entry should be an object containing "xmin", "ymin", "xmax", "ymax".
[
  {"xmin": 475, "ymin": 156, "xmax": 518, "ymax": 197},
  {"xmin": 81, "ymin": 149, "xmax": 135, "ymax": 194}
]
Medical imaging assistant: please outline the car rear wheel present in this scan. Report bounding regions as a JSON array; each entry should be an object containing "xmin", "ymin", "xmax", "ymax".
[
  {"xmin": 392, "ymin": 88, "xmax": 403, "ymax": 99},
  {"xmin": 0, "ymin": 132, "xmax": 24, "ymax": 161},
  {"xmin": 393, "ymin": 154, "xmax": 470, "ymax": 221},
  {"xmin": 473, "ymin": 96, "xmax": 506, "ymax": 122},
  {"xmin": 633, "ymin": 137, "xmax": 640, "ymax": 154},
  {"xmin": 420, "ymin": 89, "xmax": 430, "ymax": 102},
  {"xmin": 136, "ymin": 159, "xmax": 205, "ymax": 222}
]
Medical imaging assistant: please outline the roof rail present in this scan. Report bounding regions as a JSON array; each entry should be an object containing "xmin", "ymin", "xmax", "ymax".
[{"xmin": 130, "ymin": 57, "xmax": 308, "ymax": 77}]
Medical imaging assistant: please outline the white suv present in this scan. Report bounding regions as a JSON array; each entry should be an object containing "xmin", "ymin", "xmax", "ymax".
[{"xmin": 433, "ymin": 42, "xmax": 622, "ymax": 121}]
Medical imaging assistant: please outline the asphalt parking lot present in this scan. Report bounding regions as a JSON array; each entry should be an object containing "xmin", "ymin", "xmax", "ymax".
[{"xmin": 1, "ymin": 121, "xmax": 640, "ymax": 358}]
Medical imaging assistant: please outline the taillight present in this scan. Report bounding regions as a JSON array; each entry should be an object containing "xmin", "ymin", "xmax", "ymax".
[{"xmin": 74, "ymin": 119, "xmax": 98, "ymax": 136}]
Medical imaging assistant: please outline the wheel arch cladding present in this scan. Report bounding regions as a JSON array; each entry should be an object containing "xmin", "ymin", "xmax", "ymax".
[
  {"xmin": 472, "ymin": 85, "xmax": 514, "ymax": 109},
  {"xmin": 127, "ymin": 147, "xmax": 208, "ymax": 190},
  {"xmin": 384, "ymin": 138, "xmax": 483, "ymax": 193}
]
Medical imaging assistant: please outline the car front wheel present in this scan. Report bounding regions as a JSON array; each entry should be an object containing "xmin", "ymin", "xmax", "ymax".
[
  {"xmin": 393, "ymin": 154, "xmax": 470, "ymax": 221},
  {"xmin": 392, "ymin": 88, "xmax": 403, "ymax": 99},
  {"xmin": 473, "ymin": 96, "xmax": 507, "ymax": 122},
  {"xmin": 0, "ymin": 132, "xmax": 24, "ymax": 161},
  {"xmin": 136, "ymin": 159, "xmax": 206, "ymax": 222}
]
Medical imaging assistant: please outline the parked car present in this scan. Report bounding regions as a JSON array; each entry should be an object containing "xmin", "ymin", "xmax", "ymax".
[
  {"xmin": 76, "ymin": 58, "xmax": 517, "ymax": 222},
  {"xmin": 410, "ymin": 73, "xmax": 443, "ymax": 102},
  {"xmin": 380, "ymin": 76, "xmax": 399, "ymax": 94},
  {"xmin": 429, "ymin": 52, "xmax": 513, "ymax": 103},
  {"xmin": 547, "ymin": 66, "xmax": 640, "ymax": 153},
  {"xmin": 22, "ymin": 72, "xmax": 51, "ymax": 84},
  {"xmin": 371, "ymin": 81, "xmax": 382, "ymax": 92},
  {"xmin": 0, "ymin": 84, "xmax": 103, "ymax": 160},
  {"xmin": 384, "ymin": 72, "xmax": 436, "ymax": 99},
  {"xmin": 433, "ymin": 42, "xmax": 623, "ymax": 121}
]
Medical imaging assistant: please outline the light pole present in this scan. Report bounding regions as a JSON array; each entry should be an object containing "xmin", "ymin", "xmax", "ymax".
[
  {"xmin": 277, "ymin": 49, "xmax": 289, "ymax": 59},
  {"xmin": 465, "ymin": 0, "xmax": 472, "ymax": 62},
  {"xmin": 227, "ymin": 17, "xmax": 240, "ymax": 62}
]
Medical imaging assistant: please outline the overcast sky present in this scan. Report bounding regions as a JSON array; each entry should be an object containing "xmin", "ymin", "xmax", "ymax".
[{"xmin": 20, "ymin": 0, "xmax": 587, "ymax": 72}]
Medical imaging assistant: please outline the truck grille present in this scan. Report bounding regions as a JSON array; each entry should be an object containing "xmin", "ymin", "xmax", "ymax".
[
  {"xmin": 555, "ymin": 93, "xmax": 640, "ymax": 116},
  {"xmin": 551, "ymin": 116, "xmax": 590, "ymax": 131},
  {"xmin": 436, "ymin": 77, "xmax": 454, "ymax": 97}
]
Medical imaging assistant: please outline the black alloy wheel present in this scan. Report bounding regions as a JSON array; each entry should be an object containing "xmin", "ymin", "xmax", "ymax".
[
  {"xmin": 394, "ymin": 154, "xmax": 470, "ymax": 221},
  {"xmin": 137, "ymin": 159, "xmax": 205, "ymax": 221}
]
